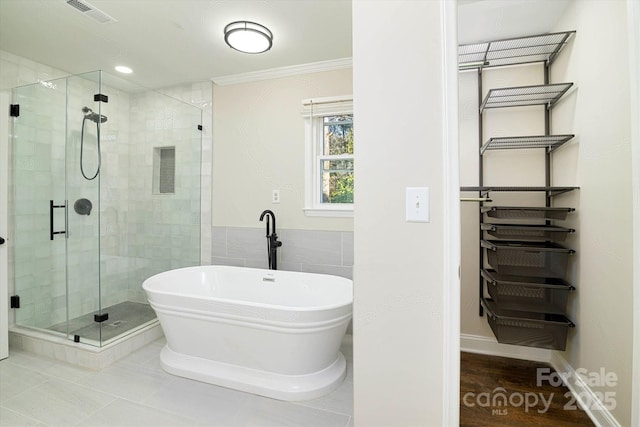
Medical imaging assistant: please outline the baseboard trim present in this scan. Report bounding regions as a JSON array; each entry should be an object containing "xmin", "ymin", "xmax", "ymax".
[
  {"xmin": 550, "ymin": 353, "xmax": 621, "ymax": 427},
  {"xmin": 460, "ymin": 333, "xmax": 620, "ymax": 426},
  {"xmin": 461, "ymin": 333, "xmax": 553, "ymax": 363}
]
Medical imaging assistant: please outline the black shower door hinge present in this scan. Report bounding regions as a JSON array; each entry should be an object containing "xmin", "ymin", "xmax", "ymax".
[
  {"xmin": 10, "ymin": 104, "xmax": 19, "ymax": 117},
  {"xmin": 10, "ymin": 295, "xmax": 20, "ymax": 308},
  {"xmin": 94, "ymin": 93, "xmax": 109, "ymax": 103},
  {"xmin": 94, "ymin": 313, "xmax": 109, "ymax": 323}
]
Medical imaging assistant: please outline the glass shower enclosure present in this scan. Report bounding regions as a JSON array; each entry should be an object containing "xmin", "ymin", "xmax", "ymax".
[{"xmin": 11, "ymin": 70, "xmax": 201, "ymax": 347}]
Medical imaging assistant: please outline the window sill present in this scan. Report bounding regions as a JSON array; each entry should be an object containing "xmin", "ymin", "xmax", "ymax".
[{"xmin": 303, "ymin": 206, "xmax": 354, "ymax": 218}]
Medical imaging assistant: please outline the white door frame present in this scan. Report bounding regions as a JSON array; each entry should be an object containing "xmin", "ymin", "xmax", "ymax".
[
  {"xmin": 442, "ymin": 0, "xmax": 461, "ymax": 424},
  {"xmin": 628, "ymin": 0, "xmax": 640, "ymax": 425}
]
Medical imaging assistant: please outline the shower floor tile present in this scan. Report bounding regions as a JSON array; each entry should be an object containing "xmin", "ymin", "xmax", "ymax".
[{"xmin": 48, "ymin": 301, "xmax": 156, "ymax": 344}]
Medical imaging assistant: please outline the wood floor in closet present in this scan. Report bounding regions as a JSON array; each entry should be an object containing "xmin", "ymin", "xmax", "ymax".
[{"xmin": 460, "ymin": 352, "xmax": 595, "ymax": 426}]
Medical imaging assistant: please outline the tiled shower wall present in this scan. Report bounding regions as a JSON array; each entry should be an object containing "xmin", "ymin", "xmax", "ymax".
[
  {"xmin": 122, "ymin": 88, "xmax": 203, "ymax": 304},
  {"xmin": 157, "ymin": 83, "xmax": 213, "ymax": 267},
  {"xmin": 211, "ymin": 227, "xmax": 353, "ymax": 279}
]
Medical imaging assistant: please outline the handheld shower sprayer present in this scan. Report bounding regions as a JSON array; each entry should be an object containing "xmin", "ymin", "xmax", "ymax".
[
  {"xmin": 82, "ymin": 106, "xmax": 108, "ymax": 123},
  {"xmin": 80, "ymin": 106, "xmax": 107, "ymax": 180}
]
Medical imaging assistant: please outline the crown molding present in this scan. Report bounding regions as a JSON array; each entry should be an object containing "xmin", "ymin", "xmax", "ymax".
[{"xmin": 211, "ymin": 57, "xmax": 352, "ymax": 86}]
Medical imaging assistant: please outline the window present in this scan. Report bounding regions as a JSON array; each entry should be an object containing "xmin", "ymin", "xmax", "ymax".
[{"xmin": 302, "ymin": 96, "xmax": 354, "ymax": 217}]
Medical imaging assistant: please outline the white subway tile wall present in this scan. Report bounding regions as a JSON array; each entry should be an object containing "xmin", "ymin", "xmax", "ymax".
[
  {"xmin": 211, "ymin": 226, "xmax": 353, "ymax": 279},
  {"xmin": 158, "ymin": 82, "xmax": 213, "ymax": 266},
  {"xmin": 124, "ymin": 88, "xmax": 202, "ymax": 304},
  {"xmin": 0, "ymin": 50, "xmax": 69, "ymax": 90}
]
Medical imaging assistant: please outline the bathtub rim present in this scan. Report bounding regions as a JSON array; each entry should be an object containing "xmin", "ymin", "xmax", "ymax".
[{"xmin": 143, "ymin": 265, "xmax": 353, "ymax": 313}]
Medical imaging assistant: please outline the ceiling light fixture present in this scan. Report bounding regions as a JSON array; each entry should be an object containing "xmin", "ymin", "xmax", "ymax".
[
  {"xmin": 224, "ymin": 21, "xmax": 273, "ymax": 54},
  {"xmin": 115, "ymin": 65, "xmax": 133, "ymax": 74}
]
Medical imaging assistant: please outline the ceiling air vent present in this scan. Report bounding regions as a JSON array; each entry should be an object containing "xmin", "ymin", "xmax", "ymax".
[{"xmin": 66, "ymin": 0, "xmax": 117, "ymax": 24}]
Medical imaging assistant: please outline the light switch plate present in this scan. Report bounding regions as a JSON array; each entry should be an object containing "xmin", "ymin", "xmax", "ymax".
[{"xmin": 406, "ymin": 187, "xmax": 429, "ymax": 222}]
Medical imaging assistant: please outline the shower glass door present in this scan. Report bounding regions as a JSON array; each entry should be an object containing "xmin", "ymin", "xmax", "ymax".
[
  {"xmin": 12, "ymin": 71, "xmax": 112, "ymax": 346},
  {"xmin": 12, "ymin": 76, "xmax": 73, "ymax": 337},
  {"xmin": 12, "ymin": 70, "xmax": 202, "ymax": 347}
]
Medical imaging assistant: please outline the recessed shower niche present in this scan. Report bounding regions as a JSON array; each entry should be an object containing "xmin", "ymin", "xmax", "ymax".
[
  {"xmin": 153, "ymin": 146, "xmax": 176, "ymax": 195},
  {"xmin": 9, "ymin": 70, "xmax": 202, "ymax": 347}
]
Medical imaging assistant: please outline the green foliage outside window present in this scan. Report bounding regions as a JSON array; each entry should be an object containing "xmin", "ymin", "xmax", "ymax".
[{"xmin": 322, "ymin": 115, "xmax": 354, "ymax": 204}]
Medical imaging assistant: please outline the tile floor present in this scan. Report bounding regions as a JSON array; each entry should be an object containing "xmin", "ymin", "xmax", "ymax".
[{"xmin": 0, "ymin": 335, "xmax": 354, "ymax": 427}]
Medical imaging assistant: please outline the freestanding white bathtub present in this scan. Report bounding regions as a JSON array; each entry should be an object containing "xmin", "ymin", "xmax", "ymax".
[{"xmin": 142, "ymin": 265, "xmax": 353, "ymax": 401}]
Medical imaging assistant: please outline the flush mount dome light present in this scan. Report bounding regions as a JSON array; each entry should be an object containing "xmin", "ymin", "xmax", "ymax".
[
  {"xmin": 224, "ymin": 21, "xmax": 273, "ymax": 54},
  {"xmin": 114, "ymin": 65, "xmax": 133, "ymax": 74}
]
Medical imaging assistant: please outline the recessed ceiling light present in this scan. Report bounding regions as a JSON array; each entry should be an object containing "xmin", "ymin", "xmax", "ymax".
[
  {"xmin": 115, "ymin": 65, "xmax": 133, "ymax": 74},
  {"xmin": 224, "ymin": 21, "xmax": 273, "ymax": 54}
]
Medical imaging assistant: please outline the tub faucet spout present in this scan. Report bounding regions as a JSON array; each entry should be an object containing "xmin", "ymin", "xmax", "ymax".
[{"xmin": 259, "ymin": 210, "xmax": 282, "ymax": 270}]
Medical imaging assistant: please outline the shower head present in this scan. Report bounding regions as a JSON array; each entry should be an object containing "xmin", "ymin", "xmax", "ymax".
[
  {"xmin": 88, "ymin": 113, "xmax": 108, "ymax": 123},
  {"xmin": 82, "ymin": 106, "xmax": 108, "ymax": 123}
]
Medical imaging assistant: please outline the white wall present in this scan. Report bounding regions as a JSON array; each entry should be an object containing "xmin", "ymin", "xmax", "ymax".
[
  {"xmin": 353, "ymin": 0, "xmax": 458, "ymax": 425},
  {"xmin": 551, "ymin": 2, "xmax": 634, "ymax": 425},
  {"xmin": 212, "ymin": 68, "xmax": 353, "ymax": 231},
  {"xmin": 460, "ymin": 64, "xmax": 548, "ymax": 343}
]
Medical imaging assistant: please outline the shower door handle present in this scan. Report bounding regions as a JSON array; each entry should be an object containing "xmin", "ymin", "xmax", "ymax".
[
  {"xmin": 50, "ymin": 200, "xmax": 67, "ymax": 240},
  {"xmin": 0, "ymin": 237, "xmax": 5, "ymax": 245}
]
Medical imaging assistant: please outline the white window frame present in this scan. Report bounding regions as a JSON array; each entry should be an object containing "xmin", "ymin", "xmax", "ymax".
[{"xmin": 302, "ymin": 95, "xmax": 354, "ymax": 217}]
